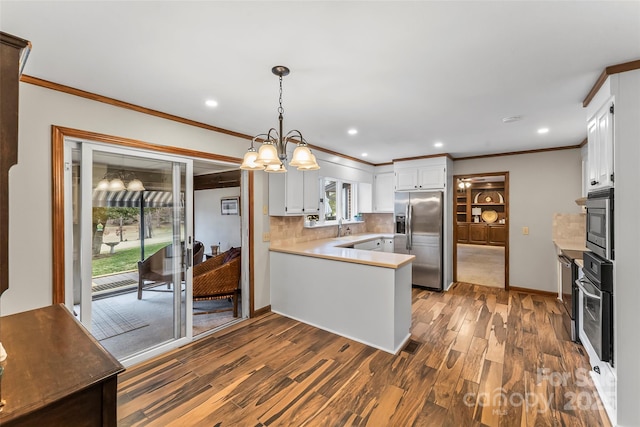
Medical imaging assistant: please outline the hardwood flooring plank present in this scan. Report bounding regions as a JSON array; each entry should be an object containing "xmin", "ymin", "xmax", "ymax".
[
  {"xmin": 365, "ymin": 384, "xmax": 405, "ymax": 427},
  {"xmin": 461, "ymin": 336, "xmax": 488, "ymax": 383},
  {"xmin": 443, "ymin": 377, "xmax": 481, "ymax": 427},
  {"xmin": 472, "ymin": 359, "xmax": 504, "ymax": 427},
  {"xmin": 428, "ymin": 349, "xmax": 466, "ymax": 409},
  {"xmin": 485, "ymin": 303, "xmax": 508, "ymax": 363},
  {"xmin": 412, "ymin": 401, "xmax": 449, "ymax": 427}
]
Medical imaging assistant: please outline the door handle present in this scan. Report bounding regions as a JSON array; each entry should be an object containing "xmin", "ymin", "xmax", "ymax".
[{"xmin": 575, "ymin": 279, "xmax": 601, "ymax": 300}]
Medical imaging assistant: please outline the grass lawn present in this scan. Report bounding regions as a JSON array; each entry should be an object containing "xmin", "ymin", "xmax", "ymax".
[{"xmin": 92, "ymin": 242, "xmax": 170, "ymax": 277}]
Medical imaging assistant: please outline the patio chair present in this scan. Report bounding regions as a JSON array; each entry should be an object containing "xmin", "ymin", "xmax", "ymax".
[
  {"xmin": 192, "ymin": 247, "xmax": 241, "ymax": 317},
  {"xmin": 137, "ymin": 241, "xmax": 205, "ymax": 299}
]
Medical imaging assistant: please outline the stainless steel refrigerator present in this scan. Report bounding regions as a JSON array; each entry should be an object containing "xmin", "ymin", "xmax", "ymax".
[{"xmin": 394, "ymin": 191, "xmax": 443, "ymax": 290}]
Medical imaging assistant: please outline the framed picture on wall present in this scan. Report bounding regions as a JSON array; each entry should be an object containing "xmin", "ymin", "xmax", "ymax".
[{"xmin": 221, "ymin": 197, "xmax": 240, "ymax": 215}]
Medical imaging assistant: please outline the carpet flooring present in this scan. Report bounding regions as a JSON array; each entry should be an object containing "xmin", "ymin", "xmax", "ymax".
[{"xmin": 457, "ymin": 243, "xmax": 505, "ymax": 288}]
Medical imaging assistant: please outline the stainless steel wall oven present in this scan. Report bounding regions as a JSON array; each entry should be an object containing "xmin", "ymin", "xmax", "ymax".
[{"xmin": 576, "ymin": 251, "xmax": 613, "ymax": 364}]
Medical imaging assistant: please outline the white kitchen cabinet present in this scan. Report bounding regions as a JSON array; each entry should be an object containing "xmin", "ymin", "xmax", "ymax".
[
  {"xmin": 395, "ymin": 163, "xmax": 445, "ymax": 191},
  {"xmin": 374, "ymin": 172, "xmax": 394, "ymax": 212},
  {"xmin": 587, "ymin": 98, "xmax": 614, "ymax": 190},
  {"xmin": 383, "ymin": 238, "xmax": 394, "ymax": 253},
  {"xmin": 269, "ymin": 168, "xmax": 319, "ymax": 216},
  {"xmin": 354, "ymin": 238, "xmax": 383, "ymax": 251},
  {"xmin": 358, "ymin": 182, "xmax": 373, "ymax": 213}
]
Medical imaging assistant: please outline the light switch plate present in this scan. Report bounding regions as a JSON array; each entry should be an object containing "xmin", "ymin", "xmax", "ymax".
[
  {"xmin": 263, "ymin": 205, "xmax": 268, "ymax": 215},
  {"xmin": 522, "ymin": 226, "xmax": 529, "ymax": 235},
  {"xmin": 263, "ymin": 232, "xmax": 270, "ymax": 242}
]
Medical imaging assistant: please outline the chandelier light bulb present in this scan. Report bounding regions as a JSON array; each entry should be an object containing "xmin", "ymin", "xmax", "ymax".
[
  {"xmin": 240, "ymin": 148, "xmax": 265, "ymax": 170},
  {"xmin": 255, "ymin": 143, "xmax": 280, "ymax": 166},
  {"xmin": 265, "ymin": 163, "xmax": 287, "ymax": 173},
  {"xmin": 289, "ymin": 144, "xmax": 314, "ymax": 167}
]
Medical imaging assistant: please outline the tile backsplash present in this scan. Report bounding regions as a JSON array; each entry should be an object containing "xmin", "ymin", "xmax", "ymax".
[
  {"xmin": 270, "ymin": 213, "xmax": 394, "ymax": 246},
  {"xmin": 552, "ymin": 213, "xmax": 586, "ymax": 241}
]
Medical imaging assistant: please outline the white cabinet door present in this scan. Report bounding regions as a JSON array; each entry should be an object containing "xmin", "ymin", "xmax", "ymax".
[
  {"xmin": 354, "ymin": 239, "xmax": 383, "ymax": 251},
  {"xmin": 358, "ymin": 182, "xmax": 373, "ymax": 213},
  {"xmin": 396, "ymin": 168, "xmax": 419, "ymax": 190},
  {"xmin": 302, "ymin": 169, "xmax": 320, "ymax": 213},
  {"xmin": 285, "ymin": 165, "xmax": 304, "ymax": 214},
  {"xmin": 383, "ymin": 238, "xmax": 394, "ymax": 252},
  {"xmin": 374, "ymin": 172, "xmax": 394, "ymax": 212},
  {"xmin": 417, "ymin": 165, "xmax": 445, "ymax": 190},
  {"xmin": 396, "ymin": 166, "xmax": 445, "ymax": 191},
  {"xmin": 587, "ymin": 99, "xmax": 614, "ymax": 190}
]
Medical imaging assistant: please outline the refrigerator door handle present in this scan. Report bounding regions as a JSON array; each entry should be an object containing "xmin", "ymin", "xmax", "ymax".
[{"xmin": 407, "ymin": 204, "xmax": 413, "ymax": 250}]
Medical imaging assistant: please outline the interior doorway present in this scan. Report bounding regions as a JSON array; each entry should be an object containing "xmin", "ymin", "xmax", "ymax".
[{"xmin": 453, "ymin": 172, "xmax": 509, "ymax": 289}]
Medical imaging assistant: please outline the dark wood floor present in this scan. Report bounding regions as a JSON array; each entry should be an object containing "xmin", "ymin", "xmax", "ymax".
[{"xmin": 117, "ymin": 282, "xmax": 612, "ymax": 426}]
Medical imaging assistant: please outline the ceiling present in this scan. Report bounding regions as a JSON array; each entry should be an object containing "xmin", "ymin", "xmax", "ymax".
[{"xmin": 2, "ymin": 1, "xmax": 639, "ymax": 165}]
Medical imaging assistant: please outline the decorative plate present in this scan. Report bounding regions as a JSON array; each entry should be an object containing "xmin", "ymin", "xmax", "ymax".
[
  {"xmin": 473, "ymin": 191, "xmax": 504, "ymax": 204},
  {"xmin": 481, "ymin": 210, "xmax": 498, "ymax": 223}
]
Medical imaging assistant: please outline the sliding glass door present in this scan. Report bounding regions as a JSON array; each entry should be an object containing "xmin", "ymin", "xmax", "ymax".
[{"xmin": 66, "ymin": 141, "xmax": 193, "ymax": 363}]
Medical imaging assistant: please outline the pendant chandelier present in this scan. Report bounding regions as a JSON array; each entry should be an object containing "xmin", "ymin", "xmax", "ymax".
[{"xmin": 240, "ymin": 66, "xmax": 320, "ymax": 173}]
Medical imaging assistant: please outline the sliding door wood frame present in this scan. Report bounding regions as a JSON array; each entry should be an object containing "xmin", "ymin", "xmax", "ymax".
[
  {"xmin": 51, "ymin": 125, "xmax": 258, "ymax": 316},
  {"xmin": 452, "ymin": 171, "xmax": 509, "ymax": 289}
]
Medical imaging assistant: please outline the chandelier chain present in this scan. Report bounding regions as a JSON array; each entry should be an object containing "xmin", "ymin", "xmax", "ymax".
[{"xmin": 278, "ymin": 75, "xmax": 284, "ymax": 115}]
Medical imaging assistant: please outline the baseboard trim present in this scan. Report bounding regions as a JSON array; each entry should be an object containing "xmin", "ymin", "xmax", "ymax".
[
  {"xmin": 252, "ymin": 305, "xmax": 272, "ymax": 318},
  {"xmin": 508, "ymin": 286, "xmax": 557, "ymax": 298}
]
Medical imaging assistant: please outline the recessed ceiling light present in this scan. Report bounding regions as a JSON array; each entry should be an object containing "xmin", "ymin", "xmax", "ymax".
[
  {"xmin": 362, "ymin": 153, "xmax": 368, "ymax": 157},
  {"xmin": 434, "ymin": 142, "xmax": 443, "ymax": 148},
  {"xmin": 348, "ymin": 129, "xmax": 358, "ymax": 135},
  {"xmin": 537, "ymin": 127, "xmax": 549, "ymax": 134},
  {"xmin": 205, "ymin": 99, "xmax": 218, "ymax": 107}
]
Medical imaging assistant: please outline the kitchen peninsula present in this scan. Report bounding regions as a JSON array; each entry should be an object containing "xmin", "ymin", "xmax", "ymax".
[{"xmin": 269, "ymin": 234, "xmax": 415, "ymax": 354}]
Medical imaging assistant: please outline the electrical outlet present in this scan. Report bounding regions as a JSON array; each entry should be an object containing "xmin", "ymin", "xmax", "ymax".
[
  {"xmin": 263, "ymin": 205, "xmax": 268, "ymax": 215},
  {"xmin": 522, "ymin": 226, "xmax": 529, "ymax": 235},
  {"xmin": 263, "ymin": 232, "xmax": 270, "ymax": 242}
]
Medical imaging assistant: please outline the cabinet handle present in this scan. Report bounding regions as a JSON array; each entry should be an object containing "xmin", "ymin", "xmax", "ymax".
[{"xmin": 590, "ymin": 180, "xmax": 598, "ymax": 186}]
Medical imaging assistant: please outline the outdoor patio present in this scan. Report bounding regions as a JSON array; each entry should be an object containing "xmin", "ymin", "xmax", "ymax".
[{"xmin": 86, "ymin": 271, "xmax": 240, "ymax": 360}]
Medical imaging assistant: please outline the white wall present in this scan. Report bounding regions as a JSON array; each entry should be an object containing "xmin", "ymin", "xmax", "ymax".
[
  {"xmin": 194, "ymin": 188, "xmax": 242, "ymax": 252},
  {"xmin": 3, "ymin": 82, "xmax": 270, "ymax": 314},
  {"xmin": 453, "ymin": 148, "xmax": 583, "ymax": 292}
]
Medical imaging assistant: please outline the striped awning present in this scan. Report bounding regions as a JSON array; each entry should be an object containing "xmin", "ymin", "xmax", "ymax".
[{"xmin": 92, "ymin": 190, "xmax": 182, "ymax": 208}]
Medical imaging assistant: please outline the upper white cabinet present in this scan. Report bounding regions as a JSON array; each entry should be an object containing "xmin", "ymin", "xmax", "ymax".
[
  {"xmin": 587, "ymin": 98, "xmax": 614, "ymax": 190},
  {"xmin": 373, "ymin": 172, "xmax": 394, "ymax": 212},
  {"xmin": 394, "ymin": 158, "xmax": 446, "ymax": 191},
  {"xmin": 358, "ymin": 182, "xmax": 373, "ymax": 213},
  {"xmin": 269, "ymin": 168, "xmax": 319, "ymax": 216}
]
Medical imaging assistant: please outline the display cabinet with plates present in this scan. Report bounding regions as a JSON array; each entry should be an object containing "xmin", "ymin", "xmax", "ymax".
[{"xmin": 455, "ymin": 182, "xmax": 506, "ymax": 246}]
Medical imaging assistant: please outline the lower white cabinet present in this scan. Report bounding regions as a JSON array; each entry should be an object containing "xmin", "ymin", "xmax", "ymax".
[
  {"xmin": 353, "ymin": 237, "xmax": 393, "ymax": 252},
  {"xmin": 354, "ymin": 239, "xmax": 383, "ymax": 251}
]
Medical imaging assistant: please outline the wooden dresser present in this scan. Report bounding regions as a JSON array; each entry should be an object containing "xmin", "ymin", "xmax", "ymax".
[{"xmin": 0, "ymin": 304, "xmax": 125, "ymax": 427}]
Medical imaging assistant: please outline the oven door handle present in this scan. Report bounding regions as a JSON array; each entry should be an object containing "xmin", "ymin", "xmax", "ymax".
[
  {"xmin": 575, "ymin": 278, "xmax": 601, "ymax": 300},
  {"xmin": 559, "ymin": 255, "xmax": 571, "ymax": 267}
]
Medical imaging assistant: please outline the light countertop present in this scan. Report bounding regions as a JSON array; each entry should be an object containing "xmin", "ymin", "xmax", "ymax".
[
  {"xmin": 553, "ymin": 239, "xmax": 589, "ymax": 252},
  {"xmin": 269, "ymin": 233, "xmax": 414, "ymax": 269}
]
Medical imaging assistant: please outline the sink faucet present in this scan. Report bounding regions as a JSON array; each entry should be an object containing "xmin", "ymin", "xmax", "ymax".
[{"xmin": 337, "ymin": 217, "xmax": 343, "ymax": 237}]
